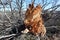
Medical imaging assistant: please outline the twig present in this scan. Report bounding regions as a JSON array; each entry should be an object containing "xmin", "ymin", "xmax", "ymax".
[{"xmin": 0, "ymin": 34, "xmax": 16, "ymax": 39}]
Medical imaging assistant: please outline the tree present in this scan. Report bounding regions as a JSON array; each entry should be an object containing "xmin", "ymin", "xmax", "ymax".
[
  {"xmin": 0, "ymin": 0, "xmax": 60, "ymax": 23},
  {"xmin": 29, "ymin": 0, "xmax": 60, "ymax": 13},
  {"xmin": 41, "ymin": 0, "xmax": 60, "ymax": 13},
  {"xmin": 0, "ymin": 0, "xmax": 11, "ymax": 22}
]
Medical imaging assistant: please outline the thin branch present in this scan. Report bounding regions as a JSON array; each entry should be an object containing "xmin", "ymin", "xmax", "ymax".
[
  {"xmin": 3, "ymin": 4, "xmax": 11, "ymax": 23},
  {"xmin": 46, "ymin": 4, "xmax": 60, "ymax": 11},
  {"xmin": 0, "ymin": 34, "xmax": 16, "ymax": 39}
]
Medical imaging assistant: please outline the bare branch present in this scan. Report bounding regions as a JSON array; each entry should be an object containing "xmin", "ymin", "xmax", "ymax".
[
  {"xmin": 0, "ymin": 34, "xmax": 16, "ymax": 39},
  {"xmin": 46, "ymin": 4, "xmax": 60, "ymax": 11}
]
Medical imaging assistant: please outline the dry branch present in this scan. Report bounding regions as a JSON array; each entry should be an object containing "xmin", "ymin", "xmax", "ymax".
[
  {"xmin": 0, "ymin": 34, "xmax": 16, "ymax": 39},
  {"xmin": 46, "ymin": 4, "xmax": 60, "ymax": 11}
]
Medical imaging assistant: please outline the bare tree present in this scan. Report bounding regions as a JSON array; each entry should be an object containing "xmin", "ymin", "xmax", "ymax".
[
  {"xmin": 30, "ymin": 0, "xmax": 59, "ymax": 13},
  {"xmin": 0, "ymin": 0, "xmax": 11, "ymax": 23},
  {"xmin": 15, "ymin": 0, "xmax": 25, "ymax": 20},
  {"xmin": 41, "ymin": 0, "xmax": 60, "ymax": 13}
]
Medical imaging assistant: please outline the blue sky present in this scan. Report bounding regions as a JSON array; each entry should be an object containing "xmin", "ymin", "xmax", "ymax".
[
  {"xmin": 0, "ymin": 0, "xmax": 60, "ymax": 11},
  {"xmin": 24, "ymin": 0, "xmax": 60, "ymax": 10}
]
